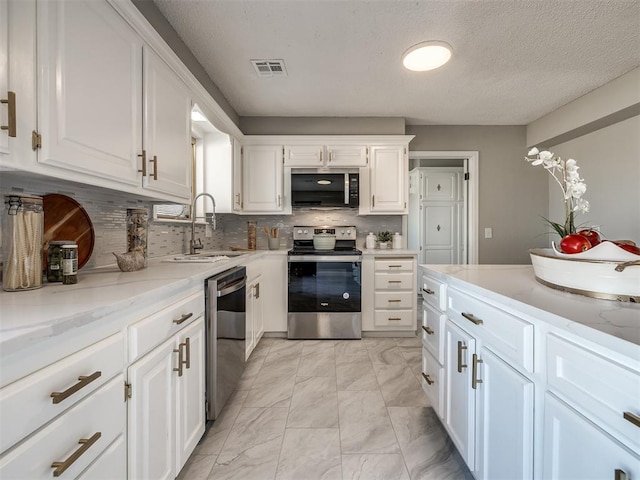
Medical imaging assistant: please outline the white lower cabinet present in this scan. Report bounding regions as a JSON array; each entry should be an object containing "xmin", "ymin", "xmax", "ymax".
[
  {"xmin": 127, "ymin": 315, "xmax": 205, "ymax": 479},
  {"xmin": 261, "ymin": 253, "xmax": 288, "ymax": 333},
  {"xmin": 77, "ymin": 435, "xmax": 127, "ymax": 479},
  {"xmin": 246, "ymin": 273, "xmax": 263, "ymax": 360},
  {"xmin": 543, "ymin": 393, "xmax": 640, "ymax": 480}
]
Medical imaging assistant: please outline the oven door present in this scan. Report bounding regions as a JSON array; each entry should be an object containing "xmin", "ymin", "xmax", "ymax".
[{"xmin": 287, "ymin": 255, "xmax": 362, "ymax": 339}]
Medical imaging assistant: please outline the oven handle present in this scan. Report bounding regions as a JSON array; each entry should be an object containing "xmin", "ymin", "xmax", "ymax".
[
  {"xmin": 288, "ymin": 255, "xmax": 362, "ymax": 263},
  {"xmin": 217, "ymin": 276, "xmax": 247, "ymax": 297}
]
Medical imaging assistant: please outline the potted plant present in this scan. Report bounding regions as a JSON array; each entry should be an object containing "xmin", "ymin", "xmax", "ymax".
[{"xmin": 377, "ymin": 231, "xmax": 392, "ymax": 249}]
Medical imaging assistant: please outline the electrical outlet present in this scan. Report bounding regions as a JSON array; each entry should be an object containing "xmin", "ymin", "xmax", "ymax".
[{"xmin": 484, "ymin": 227, "xmax": 493, "ymax": 239}]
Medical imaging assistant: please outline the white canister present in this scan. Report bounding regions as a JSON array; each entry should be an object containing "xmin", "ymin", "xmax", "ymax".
[
  {"xmin": 392, "ymin": 232, "xmax": 402, "ymax": 249},
  {"xmin": 366, "ymin": 232, "xmax": 376, "ymax": 249}
]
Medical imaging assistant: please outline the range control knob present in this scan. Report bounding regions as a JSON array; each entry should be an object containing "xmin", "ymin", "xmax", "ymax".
[
  {"xmin": 303, "ymin": 229, "xmax": 308, "ymax": 234},
  {"xmin": 346, "ymin": 230, "xmax": 352, "ymax": 235},
  {"xmin": 296, "ymin": 229, "xmax": 303, "ymax": 234}
]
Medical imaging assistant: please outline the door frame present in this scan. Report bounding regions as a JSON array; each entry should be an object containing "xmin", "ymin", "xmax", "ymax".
[{"xmin": 408, "ymin": 150, "xmax": 479, "ymax": 264}]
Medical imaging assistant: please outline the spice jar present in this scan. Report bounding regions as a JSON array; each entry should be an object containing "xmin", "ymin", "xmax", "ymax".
[
  {"xmin": 62, "ymin": 244, "xmax": 78, "ymax": 285},
  {"xmin": 247, "ymin": 221, "xmax": 257, "ymax": 250},
  {"xmin": 47, "ymin": 240, "xmax": 72, "ymax": 283},
  {"xmin": 2, "ymin": 195, "xmax": 44, "ymax": 291},
  {"xmin": 126, "ymin": 208, "xmax": 148, "ymax": 267}
]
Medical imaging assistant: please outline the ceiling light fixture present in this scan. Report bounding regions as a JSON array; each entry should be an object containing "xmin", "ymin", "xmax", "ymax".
[
  {"xmin": 402, "ymin": 41, "xmax": 452, "ymax": 72},
  {"xmin": 317, "ymin": 179, "xmax": 332, "ymax": 185}
]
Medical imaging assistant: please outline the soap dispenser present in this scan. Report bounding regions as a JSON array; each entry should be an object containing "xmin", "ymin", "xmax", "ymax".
[{"xmin": 366, "ymin": 232, "xmax": 376, "ymax": 249}]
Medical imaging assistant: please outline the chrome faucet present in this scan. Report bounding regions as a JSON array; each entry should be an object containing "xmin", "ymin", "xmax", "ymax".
[{"xmin": 190, "ymin": 193, "xmax": 217, "ymax": 254}]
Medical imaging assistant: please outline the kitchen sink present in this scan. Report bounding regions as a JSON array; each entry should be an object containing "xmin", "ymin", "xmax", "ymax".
[{"xmin": 164, "ymin": 252, "xmax": 248, "ymax": 263}]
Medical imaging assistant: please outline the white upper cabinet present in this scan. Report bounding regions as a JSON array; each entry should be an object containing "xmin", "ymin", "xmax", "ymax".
[
  {"xmin": 36, "ymin": 0, "xmax": 143, "ymax": 186},
  {"xmin": 242, "ymin": 145, "xmax": 286, "ymax": 213},
  {"xmin": 142, "ymin": 47, "xmax": 192, "ymax": 200},
  {"xmin": 0, "ymin": 0, "xmax": 9, "ymax": 156},
  {"xmin": 367, "ymin": 144, "xmax": 408, "ymax": 213},
  {"xmin": 232, "ymin": 137, "xmax": 243, "ymax": 212},
  {"xmin": 285, "ymin": 143, "xmax": 367, "ymax": 167}
]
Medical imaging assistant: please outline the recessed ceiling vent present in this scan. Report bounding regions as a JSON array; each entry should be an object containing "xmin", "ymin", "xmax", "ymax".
[{"xmin": 251, "ymin": 59, "xmax": 288, "ymax": 77}]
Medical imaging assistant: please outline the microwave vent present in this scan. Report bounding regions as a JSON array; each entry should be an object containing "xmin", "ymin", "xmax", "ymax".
[{"xmin": 251, "ymin": 59, "xmax": 288, "ymax": 77}]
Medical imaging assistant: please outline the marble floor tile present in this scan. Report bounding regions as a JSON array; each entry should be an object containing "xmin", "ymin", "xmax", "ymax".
[
  {"xmin": 194, "ymin": 394, "xmax": 246, "ymax": 456},
  {"xmin": 208, "ymin": 437, "xmax": 282, "ymax": 480},
  {"xmin": 395, "ymin": 336, "xmax": 422, "ymax": 347},
  {"xmin": 275, "ymin": 428, "xmax": 342, "ymax": 480},
  {"xmin": 338, "ymin": 390, "xmax": 400, "ymax": 454},
  {"xmin": 387, "ymin": 407, "xmax": 473, "ymax": 480},
  {"xmin": 297, "ymin": 349, "xmax": 336, "ymax": 377},
  {"xmin": 268, "ymin": 339, "xmax": 303, "ymax": 356},
  {"xmin": 368, "ymin": 343, "xmax": 408, "ymax": 365},
  {"xmin": 176, "ymin": 454, "xmax": 216, "ymax": 480},
  {"xmin": 336, "ymin": 357, "xmax": 379, "ymax": 391},
  {"xmin": 244, "ymin": 375, "xmax": 296, "ymax": 408},
  {"xmin": 287, "ymin": 376, "xmax": 339, "ymax": 428},
  {"xmin": 341, "ymin": 454, "xmax": 410, "ymax": 480},
  {"xmin": 362, "ymin": 337, "xmax": 397, "ymax": 350},
  {"xmin": 373, "ymin": 364, "xmax": 429, "ymax": 407},
  {"xmin": 249, "ymin": 341, "xmax": 272, "ymax": 359},
  {"xmin": 237, "ymin": 357, "xmax": 266, "ymax": 390},
  {"xmin": 301, "ymin": 339, "xmax": 336, "ymax": 355},
  {"xmin": 334, "ymin": 340, "xmax": 369, "ymax": 357},
  {"xmin": 401, "ymin": 349, "xmax": 423, "ymax": 376}
]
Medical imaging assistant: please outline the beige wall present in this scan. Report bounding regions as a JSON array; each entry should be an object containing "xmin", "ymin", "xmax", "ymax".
[
  {"xmin": 239, "ymin": 116, "xmax": 405, "ymax": 135},
  {"xmin": 548, "ymin": 115, "xmax": 640, "ymax": 243},
  {"xmin": 407, "ymin": 125, "xmax": 549, "ymax": 264}
]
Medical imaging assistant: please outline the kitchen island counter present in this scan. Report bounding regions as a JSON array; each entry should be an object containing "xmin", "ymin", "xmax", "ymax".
[{"xmin": 422, "ymin": 264, "xmax": 640, "ymax": 354}]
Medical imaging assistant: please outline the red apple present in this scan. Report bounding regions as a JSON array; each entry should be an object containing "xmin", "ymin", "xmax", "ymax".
[
  {"xmin": 577, "ymin": 229, "xmax": 601, "ymax": 247},
  {"xmin": 616, "ymin": 243, "xmax": 640, "ymax": 255},
  {"xmin": 560, "ymin": 234, "xmax": 592, "ymax": 254}
]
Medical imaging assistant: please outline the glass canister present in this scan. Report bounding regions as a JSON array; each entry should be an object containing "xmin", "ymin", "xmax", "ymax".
[
  {"xmin": 2, "ymin": 195, "xmax": 44, "ymax": 291},
  {"xmin": 126, "ymin": 208, "xmax": 148, "ymax": 267},
  {"xmin": 47, "ymin": 240, "xmax": 72, "ymax": 283},
  {"xmin": 247, "ymin": 221, "xmax": 257, "ymax": 250}
]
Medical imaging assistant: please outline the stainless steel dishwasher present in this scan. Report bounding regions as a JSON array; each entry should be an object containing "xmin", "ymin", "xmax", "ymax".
[{"xmin": 205, "ymin": 266, "xmax": 246, "ymax": 420}]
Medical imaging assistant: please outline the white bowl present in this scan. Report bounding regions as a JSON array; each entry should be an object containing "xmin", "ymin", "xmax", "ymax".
[
  {"xmin": 529, "ymin": 248, "xmax": 640, "ymax": 302},
  {"xmin": 313, "ymin": 235, "xmax": 336, "ymax": 250}
]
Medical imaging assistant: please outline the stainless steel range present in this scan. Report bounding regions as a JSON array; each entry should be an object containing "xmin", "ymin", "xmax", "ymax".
[{"xmin": 287, "ymin": 226, "xmax": 362, "ymax": 339}]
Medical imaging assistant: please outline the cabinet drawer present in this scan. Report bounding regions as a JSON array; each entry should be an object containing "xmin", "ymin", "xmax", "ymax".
[
  {"xmin": 374, "ymin": 291, "xmax": 414, "ymax": 309},
  {"xmin": 0, "ymin": 376, "xmax": 125, "ymax": 479},
  {"xmin": 0, "ymin": 333, "xmax": 124, "ymax": 452},
  {"xmin": 547, "ymin": 334, "xmax": 640, "ymax": 452},
  {"xmin": 77, "ymin": 435, "xmax": 126, "ymax": 480},
  {"xmin": 421, "ymin": 274, "xmax": 446, "ymax": 311},
  {"xmin": 448, "ymin": 287, "xmax": 534, "ymax": 372},
  {"xmin": 375, "ymin": 272, "xmax": 413, "ymax": 290},
  {"xmin": 129, "ymin": 292, "xmax": 204, "ymax": 362},
  {"xmin": 421, "ymin": 347, "xmax": 444, "ymax": 419},
  {"xmin": 421, "ymin": 302, "xmax": 445, "ymax": 364},
  {"xmin": 373, "ymin": 310, "xmax": 414, "ymax": 328},
  {"xmin": 375, "ymin": 258, "xmax": 414, "ymax": 272}
]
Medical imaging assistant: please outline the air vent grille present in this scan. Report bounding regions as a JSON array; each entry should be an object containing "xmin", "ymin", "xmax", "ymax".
[{"xmin": 251, "ymin": 59, "xmax": 288, "ymax": 77}]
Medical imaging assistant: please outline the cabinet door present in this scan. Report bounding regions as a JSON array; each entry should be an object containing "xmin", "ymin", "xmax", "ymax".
[
  {"xmin": 128, "ymin": 337, "xmax": 176, "ymax": 480},
  {"xmin": 422, "ymin": 170, "xmax": 459, "ymax": 201},
  {"xmin": 422, "ymin": 204, "xmax": 458, "ymax": 264},
  {"xmin": 285, "ymin": 145, "xmax": 323, "ymax": 166},
  {"xmin": 254, "ymin": 278, "xmax": 264, "ymax": 342},
  {"xmin": 369, "ymin": 144, "xmax": 407, "ymax": 213},
  {"xmin": 245, "ymin": 279, "xmax": 256, "ymax": 360},
  {"xmin": 77, "ymin": 435, "xmax": 126, "ymax": 480},
  {"xmin": 0, "ymin": 0, "xmax": 8, "ymax": 156},
  {"xmin": 475, "ymin": 347, "xmax": 534, "ymax": 480},
  {"xmin": 175, "ymin": 317, "xmax": 206, "ymax": 471},
  {"xmin": 143, "ymin": 47, "xmax": 192, "ymax": 200},
  {"xmin": 37, "ymin": 0, "xmax": 142, "ymax": 184},
  {"xmin": 261, "ymin": 255, "xmax": 287, "ymax": 332},
  {"xmin": 232, "ymin": 136, "xmax": 243, "ymax": 212},
  {"xmin": 543, "ymin": 393, "xmax": 640, "ymax": 480},
  {"xmin": 326, "ymin": 145, "xmax": 367, "ymax": 166},
  {"xmin": 242, "ymin": 145, "xmax": 284, "ymax": 212},
  {"xmin": 444, "ymin": 320, "xmax": 476, "ymax": 468}
]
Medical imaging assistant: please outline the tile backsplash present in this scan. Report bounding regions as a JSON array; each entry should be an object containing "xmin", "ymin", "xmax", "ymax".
[{"xmin": 0, "ymin": 176, "xmax": 402, "ymax": 268}]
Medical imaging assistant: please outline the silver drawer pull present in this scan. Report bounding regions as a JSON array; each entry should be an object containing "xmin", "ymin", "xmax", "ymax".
[
  {"xmin": 615, "ymin": 469, "xmax": 628, "ymax": 480},
  {"xmin": 623, "ymin": 411, "xmax": 640, "ymax": 428},
  {"xmin": 388, "ymin": 317, "xmax": 402, "ymax": 321},
  {"xmin": 457, "ymin": 341, "xmax": 467, "ymax": 372},
  {"xmin": 422, "ymin": 325, "xmax": 434, "ymax": 335},
  {"xmin": 51, "ymin": 371, "xmax": 102, "ymax": 404},
  {"xmin": 421, "ymin": 372, "xmax": 434, "ymax": 385},
  {"xmin": 51, "ymin": 432, "xmax": 101, "ymax": 477},
  {"xmin": 462, "ymin": 312, "xmax": 483, "ymax": 325},
  {"xmin": 173, "ymin": 312, "xmax": 193, "ymax": 325},
  {"xmin": 388, "ymin": 264, "xmax": 402, "ymax": 268},
  {"xmin": 388, "ymin": 299, "xmax": 401, "ymax": 303},
  {"xmin": 388, "ymin": 280, "xmax": 402, "ymax": 284},
  {"xmin": 422, "ymin": 288, "xmax": 434, "ymax": 295},
  {"xmin": 472, "ymin": 354, "xmax": 483, "ymax": 389}
]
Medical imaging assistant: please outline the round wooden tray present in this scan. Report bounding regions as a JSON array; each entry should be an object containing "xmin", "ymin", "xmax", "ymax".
[{"xmin": 43, "ymin": 194, "xmax": 95, "ymax": 270}]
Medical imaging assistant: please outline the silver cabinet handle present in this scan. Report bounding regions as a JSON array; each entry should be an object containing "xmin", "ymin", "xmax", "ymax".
[
  {"xmin": 1, "ymin": 91, "xmax": 17, "ymax": 137},
  {"xmin": 184, "ymin": 337, "xmax": 191, "ymax": 369},
  {"xmin": 472, "ymin": 354, "xmax": 483, "ymax": 389},
  {"xmin": 50, "ymin": 371, "xmax": 102, "ymax": 404},
  {"xmin": 173, "ymin": 343, "xmax": 185, "ymax": 377},
  {"xmin": 421, "ymin": 372, "xmax": 434, "ymax": 385},
  {"xmin": 623, "ymin": 411, "xmax": 640, "ymax": 428},
  {"xmin": 150, "ymin": 155, "xmax": 158, "ymax": 180},
  {"xmin": 457, "ymin": 341, "xmax": 467, "ymax": 372},
  {"xmin": 422, "ymin": 288, "xmax": 434, "ymax": 295},
  {"xmin": 319, "ymin": 150, "xmax": 323, "ymax": 163},
  {"xmin": 173, "ymin": 312, "xmax": 193, "ymax": 325},
  {"xmin": 422, "ymin": 325, "xmax": 434, "ymax": 335},
  {"xmin": 51, "ymin": 432, "xmax": 101, "ymax": 477},
  {"xmin": 277, "ymin": 194, "xmax": 282, "ymax": 207},
  {"xmin": 462, "ymin": 312, "xmax": 483, "ymax": 325},
  {"xmin": 615, "ymin": 469, "xmax": 628, "ymax": 480},
  {"xmin": 137, "ymin": 149, "xmax": 147, "ymax": 176}
]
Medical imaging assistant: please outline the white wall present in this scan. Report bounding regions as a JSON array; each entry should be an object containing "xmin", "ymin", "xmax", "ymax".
[{"xmin": 548, "ymin": 115, "xmax": 640, "ymax": 242}]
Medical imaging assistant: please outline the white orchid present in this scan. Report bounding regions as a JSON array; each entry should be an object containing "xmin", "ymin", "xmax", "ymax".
[{"xmin": 525, "ymin": 148, "xmax": 590, "ymax": 237}]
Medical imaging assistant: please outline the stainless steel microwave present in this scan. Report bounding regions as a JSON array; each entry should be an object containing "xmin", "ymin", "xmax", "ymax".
[{"xmin": 290, "ymin": 171, "xmax": 359, "ymax": 208}]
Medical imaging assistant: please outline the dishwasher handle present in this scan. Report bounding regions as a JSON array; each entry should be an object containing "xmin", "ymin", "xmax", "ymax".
[{"xmin": 217, "ymin": 276, "xmax": 247, "ymax": 297}]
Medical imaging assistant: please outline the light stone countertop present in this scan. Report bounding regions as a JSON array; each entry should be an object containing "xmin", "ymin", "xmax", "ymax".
[
  {"xmin": 421, "ymin": 264, "xmax": 640, "ymax": 357},
  {"xmin": 361, "ymin": 249, "xmax": 418, "ymax": 256},
  {"xmin": 0, "ymin": 251, "xmax": 266, "ymax": 357}
]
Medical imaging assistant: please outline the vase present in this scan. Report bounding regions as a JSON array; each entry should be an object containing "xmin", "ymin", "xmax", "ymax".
[
  {"xmin": 379, "ymin": 242, "xmax": 388, "ymax": 249},
  {"xmin": 268, "ymin": 236, "xmax": 280, "ymax": 250}
]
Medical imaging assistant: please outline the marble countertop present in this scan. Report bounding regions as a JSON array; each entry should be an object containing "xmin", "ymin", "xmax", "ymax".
[
  {"xmin": 421, "ymin": 264, "xmax": 640, "ymax": 355},
  {"xmin": 0, "ymin": 251, "xmax": 266, "ymax": 356},
  {"xmin": 362, "ymin": 249, "xmax": 418, "ymax": 256}
]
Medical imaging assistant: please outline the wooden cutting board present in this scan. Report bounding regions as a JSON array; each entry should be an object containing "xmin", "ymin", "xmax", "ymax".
[{"xmin": 43, "ymin": 194, "xmax": 95, "ymax": 270}]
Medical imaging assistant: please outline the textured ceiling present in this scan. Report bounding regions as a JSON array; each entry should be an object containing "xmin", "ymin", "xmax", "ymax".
[{"xmin": 152, "ymin": 0, "xmax": 640, "ymax": 125}]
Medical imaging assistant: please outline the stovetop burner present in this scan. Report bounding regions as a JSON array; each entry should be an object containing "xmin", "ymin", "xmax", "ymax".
[{"xmin": 288, "ymin": 225, "xmax": 360, "ymax": 256}]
